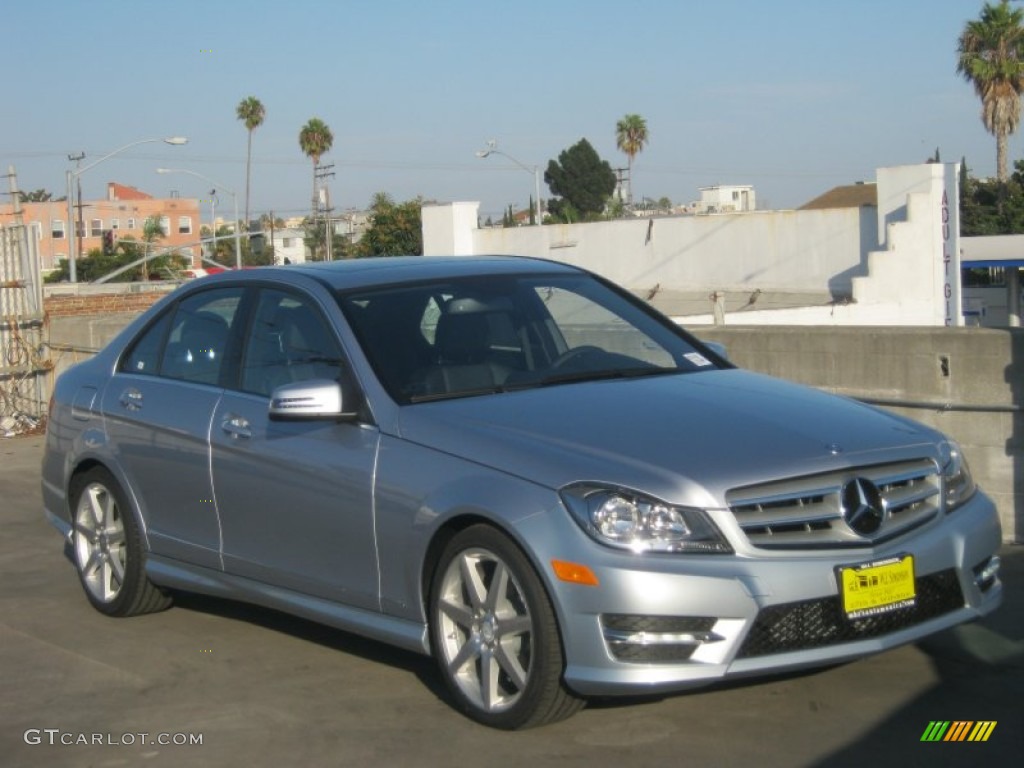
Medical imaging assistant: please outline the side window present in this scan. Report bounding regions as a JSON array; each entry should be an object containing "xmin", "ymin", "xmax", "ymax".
[
  {"xmin": 158, "ymin": 288, "xmax": 244, "ymax": 386},
  {"xmin": 120, "ymin": 311, "xmax": 173, "ymax": 375},
  {"xmin": 240, "ymin": 289, "xmax": 343, "ymax": 397}
]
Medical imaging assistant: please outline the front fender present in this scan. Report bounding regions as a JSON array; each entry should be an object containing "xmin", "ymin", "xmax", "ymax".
[{"xmin": 374, "ymin": 435, "xmax": 567, "ymax": 624}]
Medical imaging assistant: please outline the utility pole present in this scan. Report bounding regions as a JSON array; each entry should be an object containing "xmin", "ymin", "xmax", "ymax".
[
  {"xmin": 315, "ymin": 163, "xmax": 335, "ymax": 261},
  {"xmin": 269, "ymin": 210, "xmax": 276, "ymax": 264},
  {"xmin": 65, "ymin": 153, "xmax": 85, "ymax": 273},
  {"xmin": 68, "ymin": 153, "xmax": 85, "ymax": 260},
  {"xmin": 614, "ymin": 167, "xmax": 629, "ymax": 207}
]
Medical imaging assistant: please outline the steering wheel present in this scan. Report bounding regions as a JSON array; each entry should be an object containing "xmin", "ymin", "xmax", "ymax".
[{"xmin": 550, "ymin": 345, "xmax": 604, "ymax": 369}]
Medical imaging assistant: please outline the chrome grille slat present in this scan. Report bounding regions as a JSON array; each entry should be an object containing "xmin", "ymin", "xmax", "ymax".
[
  {"xmin": 883, "ymin": 482, "xmax": 940, "ymax": 512},
  {"xmin": 728, "ymin": 459, "xmax": 940, "ymax": 549},
  {"xmin": 731, "ymin": 500, "xmax": 841, "ymax": 528}
]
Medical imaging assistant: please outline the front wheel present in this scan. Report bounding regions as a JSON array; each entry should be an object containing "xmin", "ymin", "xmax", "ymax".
[
  {"xmin": 429, "ymin": 525, "xmax": 583, "ymax": 729},
  {"xmin": 70, "ymin": 467, "xmax": 172, "ymax": 617}
]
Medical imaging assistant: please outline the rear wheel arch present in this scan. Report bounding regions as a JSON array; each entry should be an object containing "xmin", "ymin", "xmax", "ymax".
[
  {"xmin": 68, "ymin": 465, "xmax": 172, "ymax": 617},
  {"xmin": 69, "ymin": 459, "xmax": 150, "ymax": 537}
]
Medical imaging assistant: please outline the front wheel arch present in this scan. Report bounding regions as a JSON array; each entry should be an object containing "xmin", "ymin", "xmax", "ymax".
[{"xmin": 427, "ymin": 522, "xmax": 584, "ymax": 729}]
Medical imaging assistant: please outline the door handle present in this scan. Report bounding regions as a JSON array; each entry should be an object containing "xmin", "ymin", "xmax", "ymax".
[
  {"xmin": 119, "ymin": 388, "xmax": 143, "ymax": 411},
  {"xmin": 221, "ymin": 414, "xmax": 252, "ymax": 439}
]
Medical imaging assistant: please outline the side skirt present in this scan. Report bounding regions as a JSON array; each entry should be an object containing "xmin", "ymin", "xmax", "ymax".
[{"xmin": 146, "ymin": 556, "xmax": 431, "ymax": 655}]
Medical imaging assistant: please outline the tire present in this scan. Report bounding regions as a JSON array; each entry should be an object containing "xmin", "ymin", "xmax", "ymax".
[
  {"xmin": 429, "ymin": 524, "xmax": 584, "ymax": 729},
  {"xmin": 70, "ymin": 467, "xmax": 172, "ymax": 617}
]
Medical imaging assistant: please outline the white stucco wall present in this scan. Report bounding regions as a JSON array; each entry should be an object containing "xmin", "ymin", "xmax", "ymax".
[
  {"xmin": 421, "ymin": 163, "xmax": 960, "ymax": 327},
  {"xmin": 428, "ymin": 207, "xmax": 876, "ymax": 297},
  {"xmin": 422, "ymin": 202, "xmax": 480, "ymax": 256},
  {"xmin": 865, "ymin": 163, "xmax": 962, "ymax": 326}
]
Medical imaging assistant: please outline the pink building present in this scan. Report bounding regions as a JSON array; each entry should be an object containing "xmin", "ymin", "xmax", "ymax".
[{"xmin": 0, "ymin": 182, "xmax": 201, "ymax": 272}]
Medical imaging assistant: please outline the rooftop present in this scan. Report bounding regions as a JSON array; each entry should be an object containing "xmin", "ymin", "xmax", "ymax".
[{"xmin": 799, "ymin": 182, "xmax": 877, "ymax": 211}]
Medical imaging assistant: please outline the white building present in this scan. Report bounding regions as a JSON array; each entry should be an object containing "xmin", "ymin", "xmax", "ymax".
[
  {"xmin": 270, "ymin": 228, "xmax": 309, "ymax": 265},
  {"xmin": 693, "ymin": 184, "xmax": 756, "ymax": 214}
]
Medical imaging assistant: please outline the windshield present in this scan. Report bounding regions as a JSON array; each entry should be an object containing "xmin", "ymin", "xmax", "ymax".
[{"xmin": 337, "ymin": 272, "xmax": 724, "ymax": 403}]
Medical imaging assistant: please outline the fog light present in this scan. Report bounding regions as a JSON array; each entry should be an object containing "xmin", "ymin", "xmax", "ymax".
[{"xmin": 973, "ymin": 555, "xmax": 1001, "ymax": 592}]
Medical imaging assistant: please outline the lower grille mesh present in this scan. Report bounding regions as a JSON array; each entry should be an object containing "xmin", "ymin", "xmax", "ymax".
[{"xmin": 736, "ymin": 569, "xmax": 964, "ymax": 658}]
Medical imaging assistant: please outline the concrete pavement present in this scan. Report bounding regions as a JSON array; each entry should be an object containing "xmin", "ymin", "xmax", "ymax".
[{"xmin": 2, "ymin": 435, "xmax": 1021, "ymax": 768}]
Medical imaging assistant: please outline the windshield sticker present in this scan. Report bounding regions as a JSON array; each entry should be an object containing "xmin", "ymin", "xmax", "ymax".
[{"xmin": 684, "ymin": 352, "xmax": 712, "ymax": 367}]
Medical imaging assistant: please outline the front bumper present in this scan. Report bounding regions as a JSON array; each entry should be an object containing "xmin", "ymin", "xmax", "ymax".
[{"xmin": 524, "ymin": 490, "xmax": 1003, "ymax": 697}]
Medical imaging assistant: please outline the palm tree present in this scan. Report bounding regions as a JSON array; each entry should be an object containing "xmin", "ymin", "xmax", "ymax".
[
  {"xmin": 615, "ymin": 114, "xmax": 649, "ymax": 206},
  {"xmin": 140, "ymin": 215, "xmax": 165, "ymax": 280},
  {"xmin": 298, "ymin": 118, "xmax": 334, "ymax": 218},
  {"xmin": 236, "ymin": 96, "xmax": 265, "ymax": 227},
  {"xmin": 957, "ymin": 1, "xmax": 1024, "ymax": 182}
]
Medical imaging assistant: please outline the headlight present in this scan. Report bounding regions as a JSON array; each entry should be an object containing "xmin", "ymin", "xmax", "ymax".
[
  {"xmin": 560, "ymin": 484, "xmax": 732, "ymax": 554},
  {"xmin": 940, "ymin": 440, "xmax": 976, "ymax": 512}
]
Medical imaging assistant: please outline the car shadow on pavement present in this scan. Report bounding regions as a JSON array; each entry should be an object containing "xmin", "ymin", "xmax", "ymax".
[
  {"xmin": 810, "ymin": 544, "xmax": 1023, "ymax": 767},
  {"xmin": 169, "ymin": 591, "xmax": 449, "ymax": 701}
]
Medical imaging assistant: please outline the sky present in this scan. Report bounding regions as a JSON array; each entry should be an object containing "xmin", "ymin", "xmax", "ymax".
[{"xmin": 0, "ymin": 0, "xmax": 1011, "ymax": 224}]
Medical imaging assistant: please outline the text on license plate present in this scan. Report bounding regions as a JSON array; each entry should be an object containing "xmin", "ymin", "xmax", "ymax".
[{"xmin": 838, "ymin": 555, "xmax": 916, "ymax": 620}]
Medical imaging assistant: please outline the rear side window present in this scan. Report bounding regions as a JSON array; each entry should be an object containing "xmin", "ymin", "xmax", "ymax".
[
  {"xmin": 120, "ymin": 311, "xmax": 172, "ymax": 375},
  {"xmin": 119, "ymin": 287, "xmax": 244, "ymax": 386}
]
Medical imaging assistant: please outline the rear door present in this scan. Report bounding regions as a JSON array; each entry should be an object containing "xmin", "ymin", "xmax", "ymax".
[
  {"xmin": 210, "ymin": 286, "xmax": 380, "ymax": 610},
  {"xmin": 102, "ymin": 286, "xmax": 245, "ymax": 569}
]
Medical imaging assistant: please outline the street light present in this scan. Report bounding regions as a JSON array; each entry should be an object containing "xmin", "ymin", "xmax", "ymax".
[
  {"xmin": 156, "ymin": 168, "xmax": 241, "ymax": 270},
  {"xmin": 476, "ymin": 139, "xmax": 543, "ymax": 226},
  {"xmin": 65, "ymin": 136, "xmax": 187, "ymax": 282}
]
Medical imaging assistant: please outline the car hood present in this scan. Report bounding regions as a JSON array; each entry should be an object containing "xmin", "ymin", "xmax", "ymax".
[{"xmin": 395, "ymin": 369, "xmax": 942, "ymax": 507}]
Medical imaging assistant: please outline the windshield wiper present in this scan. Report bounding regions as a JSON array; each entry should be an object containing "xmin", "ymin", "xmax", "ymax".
[
  {"xmin": 532, "ymin": 366, "xmax": 680, "ymax": 388},
  {"xmin": 408, "ymin": 367, "xmax": 681, "ymax": 402},
  {"xmin": 409, "ymin": 385, "xmax": 509, "ymax": 403}
]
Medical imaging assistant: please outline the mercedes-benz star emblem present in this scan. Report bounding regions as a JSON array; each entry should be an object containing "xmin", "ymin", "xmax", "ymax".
[{"xmin": 841, "ymin": 478, "xmax": 885, "ymax": 535}]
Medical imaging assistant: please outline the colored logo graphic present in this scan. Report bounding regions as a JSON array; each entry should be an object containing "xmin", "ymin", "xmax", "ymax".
[{"xmin": 920, "ymin": 721, "xmax": 997, "ymax": 742}]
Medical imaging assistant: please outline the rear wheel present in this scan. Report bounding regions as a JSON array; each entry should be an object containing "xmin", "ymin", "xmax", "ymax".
[
  {"xmin": 429, "ymin": 525, "xmax": 583, "ymax": 729},
  {"xmin": 70, "ymin": 467, "xmax": 171, "ymax": 617}
]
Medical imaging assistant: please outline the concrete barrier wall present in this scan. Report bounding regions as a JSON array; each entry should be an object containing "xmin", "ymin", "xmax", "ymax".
[
  {"xmin": 43, "ymin": 283, "xmax": 175, "ymax": 383},
  {"xmin": 695, "ymin": 325, "xmax": 1023, "ymax": 542}
]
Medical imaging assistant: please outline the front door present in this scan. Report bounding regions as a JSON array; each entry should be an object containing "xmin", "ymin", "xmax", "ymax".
[{"xmin": 210, "ymin": 287, "xmax": 380, "ymax": 610}]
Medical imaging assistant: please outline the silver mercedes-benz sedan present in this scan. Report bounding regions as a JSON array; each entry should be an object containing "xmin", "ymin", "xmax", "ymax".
[{"xmin": 42, "ymin": 256, "xmax": 1003, "ymax": 728}]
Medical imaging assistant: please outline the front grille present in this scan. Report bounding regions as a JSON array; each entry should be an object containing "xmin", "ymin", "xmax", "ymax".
[
  {"xmin": 736, "ymin": 569, "xmax": 964, "ymax": 658},
  {"xmin": 727, "ymin": 459, "xmax": 941, "ymax": 548},
  {"xmin": 601, "ymin": 614, "xmax": 719, "ymax": 664}
]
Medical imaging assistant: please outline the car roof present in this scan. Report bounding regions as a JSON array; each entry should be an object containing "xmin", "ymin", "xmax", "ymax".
[{"xmin": 212, "ymin": 255, "xmax": 583, "ymax": 291}]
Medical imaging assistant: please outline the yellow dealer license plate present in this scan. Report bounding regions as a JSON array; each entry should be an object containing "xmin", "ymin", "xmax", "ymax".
[{"xmin": 838, "ymin": 555, "xmax": 916, "ymax": 620}]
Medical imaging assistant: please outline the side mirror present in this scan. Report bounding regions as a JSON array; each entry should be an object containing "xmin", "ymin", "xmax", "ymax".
[{"xmin": 268, "ymin": 379, "xmax": 358, "ymax": 421}]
